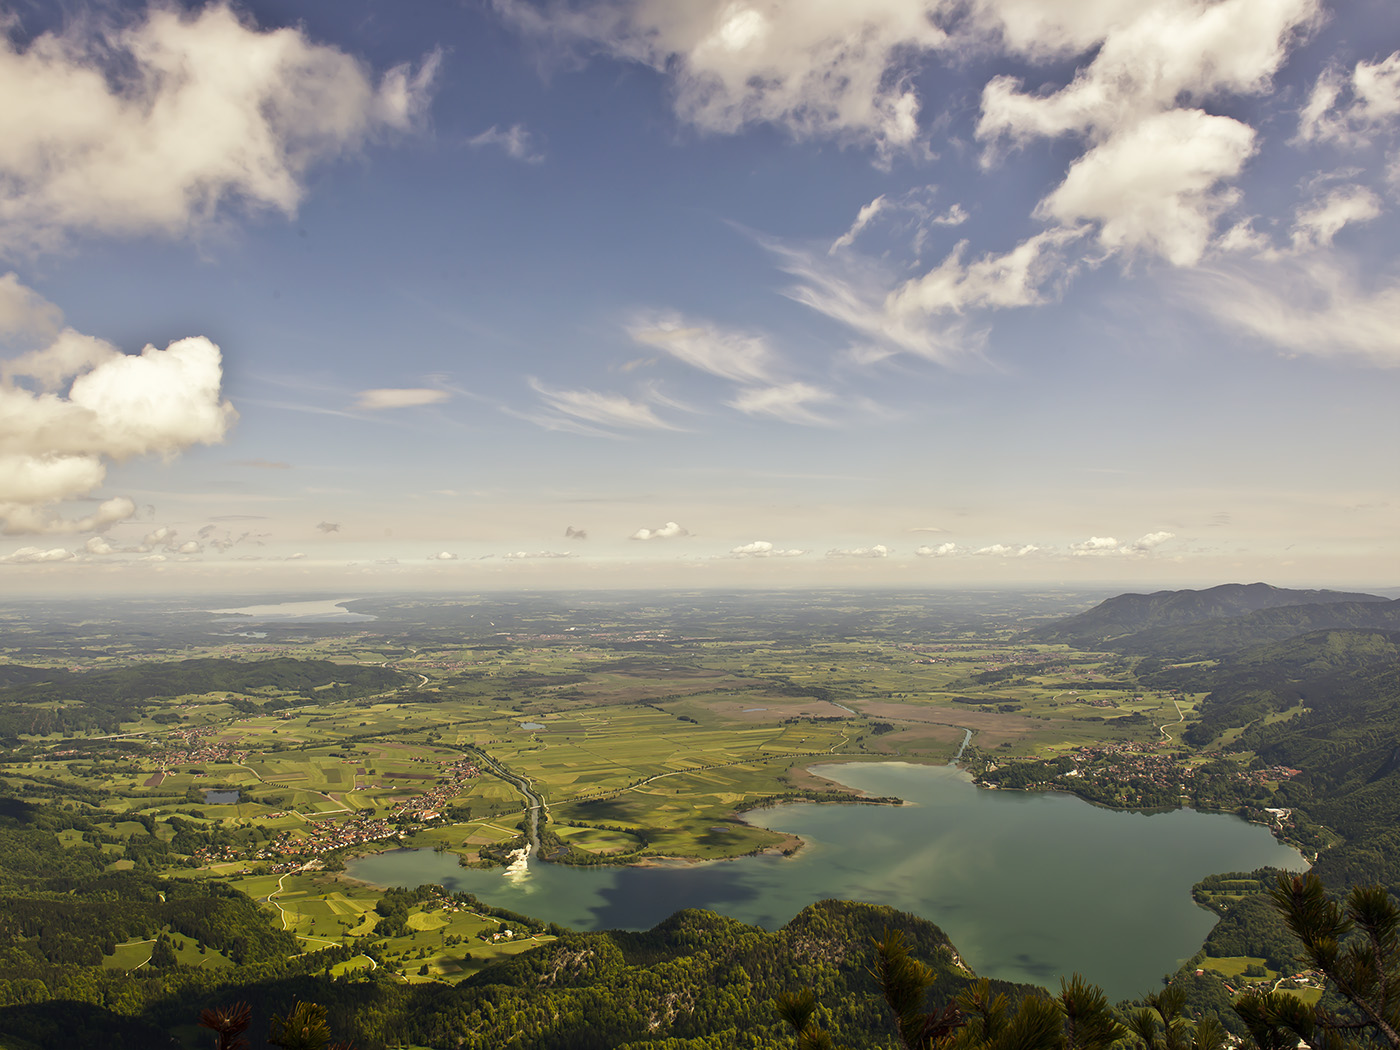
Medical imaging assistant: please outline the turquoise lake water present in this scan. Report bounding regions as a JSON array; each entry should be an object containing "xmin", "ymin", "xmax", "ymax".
[{"xmin": 345, "ymin": 761, "xmax": 1305, "ymax": 1000}]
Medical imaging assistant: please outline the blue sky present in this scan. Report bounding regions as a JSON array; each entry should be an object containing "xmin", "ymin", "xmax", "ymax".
[{"xmin": 0, "ymin": 0, "xmax": 1397, "ymax": 594}]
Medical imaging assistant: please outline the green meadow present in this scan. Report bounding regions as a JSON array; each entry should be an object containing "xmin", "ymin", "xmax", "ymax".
[{"xmin": 1, "ymin": 611, "xmax": 1204, "ymax": 983}]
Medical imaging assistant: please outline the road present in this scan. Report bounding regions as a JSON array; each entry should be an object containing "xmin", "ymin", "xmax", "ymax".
[{"xmin": 1158, "ymin": 700, "xmax": 1187, "ymax": 742}]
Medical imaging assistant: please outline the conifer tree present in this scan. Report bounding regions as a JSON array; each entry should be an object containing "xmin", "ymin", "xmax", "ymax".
[
  {"xmin": 777, "ymin": 929, "xmax": 1124, "ymax": 1050},
  {"xmin": 1235, "ymin": 874, "xmax": 1400, "ymax": 1050},
  {"xmin": 1127, "ymin": 986, "xmax": 1226, "ymax": 1050}
]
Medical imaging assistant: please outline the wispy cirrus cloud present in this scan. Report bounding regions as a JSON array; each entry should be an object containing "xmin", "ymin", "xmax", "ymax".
[
  {"xmin": 1186, "ymin": 253, "xmax": 1400, "ymax": 367},
  {"xmin": 522, "ymin": 378, "xmax": 685, "ymax": 435},
  {"xmin": 353, "ymin": 388, "xmax": 451, "ymax": 410},
  {"xmin": 830, "ymin": 195, "xmax": 887, "ymax": 253},
  {"xmin": 628, "ymin": 314, "xmax": 777, "ymax": 384},
  {"xmin": 232, "ymin": 458, "xmax": 291, "ymax": 470},
  {"xmin": 468, "ymin": 123, "xmax": 545, "ymax": 163},
  {"xmin": 628, "ymin": 313, "xmax": 844, "ymax": 426},
  {"xmin": 776, "ymin": 226, "xmax": 1084, "ymax": 364},
  {"xmin": 727, "ymin": 382, "xmax": 834, "ymax": 425}
]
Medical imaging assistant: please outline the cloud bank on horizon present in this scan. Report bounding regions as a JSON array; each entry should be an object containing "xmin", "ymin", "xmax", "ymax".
[{"xmin": 0, "ymin": 0, "xmax": 1395, "ymax": 591}]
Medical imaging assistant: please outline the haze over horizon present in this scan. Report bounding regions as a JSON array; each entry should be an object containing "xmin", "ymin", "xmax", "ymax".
[{"xmin": 0, "ymin": 0, "xmax": 1397, "ymax": 596}]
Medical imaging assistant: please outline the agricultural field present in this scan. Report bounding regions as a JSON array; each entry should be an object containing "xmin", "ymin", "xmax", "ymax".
[{"xmin": 0, "ymin": 590, "xmax": 1211, "ymax": 986}]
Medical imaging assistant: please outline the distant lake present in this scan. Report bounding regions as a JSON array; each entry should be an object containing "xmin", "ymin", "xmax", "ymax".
[
  {"xmin": 209, "ymin": 599, "xmax": 376, "ymax": 623},
  {"xmin": 203, "ymin": 789, "xmax": 240, "ymax": 804},
  {"xmin": 344, "ymin": 761, "xmax": 1304, "ymax": 1000}
]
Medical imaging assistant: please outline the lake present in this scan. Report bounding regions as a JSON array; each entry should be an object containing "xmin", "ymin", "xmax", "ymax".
[
  {"xmin": 204, "ymin": 789, "xmax": 241, "ymax": 804},
  {"xmin": 208, "ymin": 598, "xmax": 376, "ymax": 623},
  {"xmin": 344, "ymin": 761, "xmax": 1305, "ymax": 1001}
]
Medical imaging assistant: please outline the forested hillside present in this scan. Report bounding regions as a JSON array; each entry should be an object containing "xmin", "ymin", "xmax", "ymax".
[
  {"xmin": 1106, "ymin": 600, "xmax": 1400, "ymax": 659},
  {"xmin": 0, "ymin": 658, "xmax": 402, "ymax": 738},
  {"xmin": 1028, "ymin": 584, "xmax": 1386, "ymax": 651},
  {"xmin": 1026, "ymin": 595, "xmax": 1400, "ymax": 1026}
]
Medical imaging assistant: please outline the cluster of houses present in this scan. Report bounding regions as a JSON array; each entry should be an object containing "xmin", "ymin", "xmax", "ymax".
[
  {"xmin": 190, "ymin": 752, "xmax": 485, "ymax": 870},
  {"xmin": 154, "ymin": 727, "xmax": 247, "ymax": 768},
  {"xmin": 1049, "ymin": 743, "xmax": 1303, "ymax": 794},
  {"xmin": 388, "ymin": 757, "xmax": 481, "ymax": 821},
  {"xmin": 263, "ymin": 814, "xmax": 402, "ymax": 865},
  {"xmin": 1196, "ymin": 967, "xmax": 1324, "ymax": 996},
  {"xmin": 191, "ymin": 812, "xmax": 401, "ymax": 868}
]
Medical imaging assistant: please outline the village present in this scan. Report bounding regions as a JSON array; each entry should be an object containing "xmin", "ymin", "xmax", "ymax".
[{"xmin": 193, "ymin": 756, "xmax": 482, "ymax": 870}]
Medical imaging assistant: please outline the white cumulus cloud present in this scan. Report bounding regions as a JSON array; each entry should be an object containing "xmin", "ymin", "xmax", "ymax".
[
  {"xmin": 730, "ymin": 540, "xmax": 807, "ymax": 557},
  {"xmin": 631, "ymin": 521, "xmax": 689, "ymax": 541},
  {"xmin": 0, "ymin": 279, "xmax": 235, "ymax": 534},
  {"xmin": 1290, "ymin": 186, "xmax": 1383, "ymax": 252},
  {"xmin": 501, "ymin": 0, "xmax": 947, "ymax": 161},
  {"xmin": 826, "ymin": 544, "xmax": 892, "ymax": 558},
  {"xmin": 1037, "ymin": 110, "xmax": 1256, "ymax": 266},
  {"xmin": 1069, "ymin": 536, "xmax": 1122, "ymax": 555},
  {"xmin": 915, "ymin": 542, "xmax": 959, "ymax": 557},
  {"xmin": 0, "ymin": 544, "xmax": 75, "ymax": 563},
  {"xmin": 1069, "ymin": 531, "xmax": 1176, "ymax": 556},
  {"xmin": 1297, "ymin": 52, "xmax": 1400, "ymax": 147},
  {"xmin": 1130, "ymin": 531, "xmax": 1175, "ymax": 551},
  {"xmin": 0, "ymin": 3, "xmax": 440, "ymax": 251},
  {"xmin": 976, "ymin": 0, "xmax": 1317, "ymax": 265}
]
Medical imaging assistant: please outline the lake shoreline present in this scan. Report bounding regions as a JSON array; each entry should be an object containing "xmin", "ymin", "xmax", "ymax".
[{"xmin": 340, "ymin": 759, "xmax": 1304, "ymax": 1001}]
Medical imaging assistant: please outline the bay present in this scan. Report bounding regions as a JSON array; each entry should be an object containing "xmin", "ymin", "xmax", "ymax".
[{"xmin": 344, "ymin": 760, "xmax": 1305, "ymax": 1001}]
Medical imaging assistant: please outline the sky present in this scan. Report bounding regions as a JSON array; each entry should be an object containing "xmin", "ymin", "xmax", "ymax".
[{"xmin": 0, "ymin": 0, "xmax": 1397, "ymax": 596}]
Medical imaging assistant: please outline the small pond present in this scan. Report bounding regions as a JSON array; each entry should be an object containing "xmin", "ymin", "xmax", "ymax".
[{"xmin": 203, "ymin": 790, "xmax": 241, "ymax": 805}]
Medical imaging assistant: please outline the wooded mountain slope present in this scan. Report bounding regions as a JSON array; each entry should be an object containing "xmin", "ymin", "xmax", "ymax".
[{"xmin": 1029, "ymin": 584, "xmax": 1386, "ymax": 651}]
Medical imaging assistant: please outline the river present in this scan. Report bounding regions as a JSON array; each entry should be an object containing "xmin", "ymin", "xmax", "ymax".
[{"xmin": 344, "ymin": 760, "xmax": 1305, "ymax": 1001}]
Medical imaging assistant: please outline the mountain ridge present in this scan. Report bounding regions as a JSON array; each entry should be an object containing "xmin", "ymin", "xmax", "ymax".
[{"xmin": 1029, "ymin": 583, "xmax": 1388, "ymax": 651}]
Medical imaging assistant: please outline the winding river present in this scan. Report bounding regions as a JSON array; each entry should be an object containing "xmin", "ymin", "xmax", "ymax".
[{"xmin": 345, "ymin": 761, "xmax": 1305, "ymax": 1001}]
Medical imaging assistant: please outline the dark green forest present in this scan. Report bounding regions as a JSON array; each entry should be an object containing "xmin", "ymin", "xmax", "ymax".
[{"xmin": 0, "ymin": 658, "xmax": 402, "ymax": 739}]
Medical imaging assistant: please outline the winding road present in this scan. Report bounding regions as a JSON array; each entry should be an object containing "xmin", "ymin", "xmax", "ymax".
[{"xmin": 1157, "ymin": 700, "xmax": 1187, "ymax": 742}]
